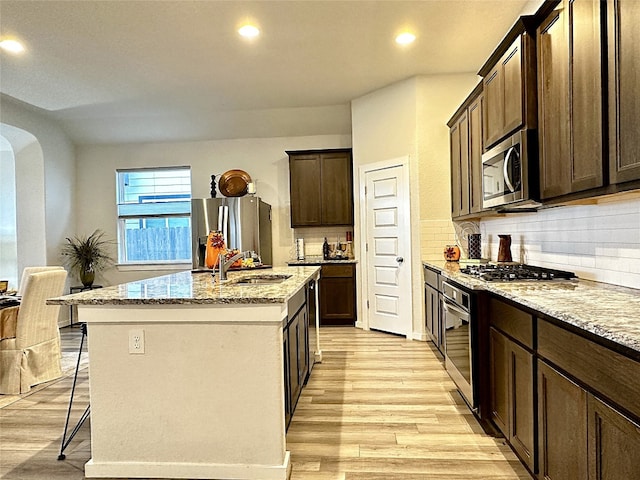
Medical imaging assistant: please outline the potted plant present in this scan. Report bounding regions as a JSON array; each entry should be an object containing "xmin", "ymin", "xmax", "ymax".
[{"xmin": 61, "ymin": 229, "xmax": 115, "ymax": 287}]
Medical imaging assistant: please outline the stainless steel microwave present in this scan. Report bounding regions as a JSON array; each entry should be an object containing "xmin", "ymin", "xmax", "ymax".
[{"xmin": 482, "ymin": 129, "xmax": 538, "ymax": 210}]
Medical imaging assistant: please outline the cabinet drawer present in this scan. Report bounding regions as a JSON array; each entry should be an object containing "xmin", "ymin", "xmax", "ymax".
[
  {"xmin": 423, "ymin": 266, "xmax": 439, "ymax": 289},
  {"xmin": 322, "ymin": 264, "xmax": 354, "ymax": 278},
  {"xmin": 488, "ymin": 296, "xmax": 534, "ymax": 349},
  {"xmin": 538, "ymin": 319, "xmax": 640, "ymax": 420}
]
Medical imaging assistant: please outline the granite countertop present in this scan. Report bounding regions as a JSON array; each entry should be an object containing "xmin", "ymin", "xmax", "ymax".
[
  {"xmin": 288, "ymin": 255, "xmax": 357, "ymax": 265},
  {"xmin": 423, "ymin": 260, "xmax": 640, "ymax": 354},
  {"xmin": 48, "ymin": 266, "xmax": 320, "ymax": 306}
]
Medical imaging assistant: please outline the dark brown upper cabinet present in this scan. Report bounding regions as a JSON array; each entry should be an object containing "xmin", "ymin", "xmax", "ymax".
[
  {"xmin": 479, "ymin": 18, "xmax": 537, "ymax": 150},
  {"xmin": 287, "ymin": 149, "xmax": 354, "ymax": 227},
  {"xmin": 448, "ymin": 84, "xmax": 484, "ymax": 219},
  {"xmin": 537, "ymin": 0, "xmax": 604, "ymax": 200},
  {"xmin": 450, "ymin": 110, "xmax": 470, "ymax": 218},
  {"xmin": 608, "ymin": 0, "xmax": 640, "ymax": 185},
  {"xmin": 468, "ymin": 92, "xmax": 485, "ymax": 215}
]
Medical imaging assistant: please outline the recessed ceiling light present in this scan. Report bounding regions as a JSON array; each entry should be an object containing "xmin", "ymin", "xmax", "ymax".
[
  {"xmin": 395, "ymin": 32, "xmax": 416, "ymax": 45},
  {"xmin": 0, "ymin": 38, "xmax": 25, "ymax": 54},
  {"xmin": 238, "ymin": 24, "xmax": 260, "ymax": 38}
]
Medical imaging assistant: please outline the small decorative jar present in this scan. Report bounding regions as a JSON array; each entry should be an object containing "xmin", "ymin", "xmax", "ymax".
[
  {"xmin": 444, "ymin": 245, "xmax": 461, "ymax": 262},
  {"xmin": 468, "ymin": 233, "xmax": 482, "ymax": 259}
]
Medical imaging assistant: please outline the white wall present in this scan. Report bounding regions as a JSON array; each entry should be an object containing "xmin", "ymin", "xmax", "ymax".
[
  {"xmin": 480, "ymin": 193, "xmax": 640, "ymax": 289},
  {"xmin": 352, "ymin": 78, "xmax": 419, "ymax": 336},
  {"xmin": 75, "ymin": 134, "xmax": 351, "ymax": 285},
  {"xmin": 0, "ymin": 140, "xmax": 18, "ymax": 289},
  {"xmin": 351, "ymin": 74, "xmax": 478, "ymax": 339},
  {"xmin": 417, "ymin": 75, "xmax": 481, "ymax": 261},
  {"xmin": 0, "ymin": 97, "xmax": 76, "ymax": 286}
]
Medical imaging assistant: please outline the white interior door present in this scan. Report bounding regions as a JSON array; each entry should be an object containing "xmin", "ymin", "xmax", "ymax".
[{"xmin": 364, "ymin": 163, "xmax": 412, "ymax": 336}]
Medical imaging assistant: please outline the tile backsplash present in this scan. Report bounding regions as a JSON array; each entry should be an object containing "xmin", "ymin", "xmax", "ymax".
[
  {"xmin": 291, "ymin": 227, "xmax": 354, "ymax": 260},
  {"xmin": 480, "ymin": 194, "xmax": 640, "ymax": 289},
  {"xmin": 420, "ymin": 219, "xmax": 457, "ymax": 261}
]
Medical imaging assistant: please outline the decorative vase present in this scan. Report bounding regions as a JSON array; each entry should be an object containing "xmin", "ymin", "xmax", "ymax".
[
  {"xmin": 210, "ymin": 174, "xmax": 218, "ymax": 198},
  {"xmin": 497, "ymin": 235, "xmax": 513, "ymax": 263},
  {"xmin": 468, "ymin": 233, "xmax": 482, "ymax": 259},
  {"xmin": 80, "ymin": 264, "xmax": 95, "ymax": 287},
  {"xmin": 205, "ymin": 231, "xmax": 225, "ymax": 269},
  {"xmin": 444, "ymin": 245, "xmax": 461, "ymax": 262}
]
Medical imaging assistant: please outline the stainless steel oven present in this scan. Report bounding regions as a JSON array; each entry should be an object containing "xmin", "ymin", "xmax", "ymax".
[
  {"xmin": 482, "ymin": 129, "xmax": 538, "ymax": 209},
  {"xmin": 442, "ymin": 280, "xmax": 475, "ymax": 409}
]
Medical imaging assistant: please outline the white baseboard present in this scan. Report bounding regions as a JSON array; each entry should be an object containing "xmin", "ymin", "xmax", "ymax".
[
  {"xmin": 85, "ymin": 452, "xmax": 291, "ymax": 480},
  {"xmin": 412, "ymin": 331, "xmax": 428, "ymax": 341}
]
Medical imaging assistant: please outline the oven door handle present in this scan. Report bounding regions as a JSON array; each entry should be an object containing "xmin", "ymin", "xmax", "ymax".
[
  {"xmin": 443, "ymin": 300, "xmax": 470, "ymax": 321},
  {"xmin": 503, "ymin": 146, "xmax": 517, "ymax": 193}
]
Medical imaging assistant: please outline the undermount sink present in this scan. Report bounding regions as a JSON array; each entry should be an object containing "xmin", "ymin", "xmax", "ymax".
[{"xmin": 233, "ymin": 274, "xmax": 292, "ymax": 285}]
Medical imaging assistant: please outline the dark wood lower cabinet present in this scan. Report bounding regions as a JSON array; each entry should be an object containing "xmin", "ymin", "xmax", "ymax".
[
  {"xmin": 510, "ymin": 341, "xmax": 535, "ymax": 470},
  {"xmin": 287, "ymin": 313, "xmax": 301, "ymax": 410},
  {"xmin": 538, "ymin": 359, "xmax": 640, "ymax": 480},
  {"xmin": 588, "ymin": 395, "xmax": 640, "ymax": 480},
  {"xmin": 486, "ymin": 297, "xmax": 640, "ymax": 478},
  {"xmin": 319, "ymin": 264, "xmax": 356, "ymax": 326},
  {"xmin": 283, "ymin": 327, "xmax": 291, "ymax": 427},
  {"xmin": 538, "ymin": 360, "xmax": 588, "ymax": 480},
  {"xmin": 283, "ymin": 286, "xmax": 310, "ymax": 430},
  {"xmin": 489, "ymin": 327, "xmax": 535, "ymax": 472},
  {"xmin": 490, "ymin": 327, "xmax": 510, "ymax": 436},
  {"xmin": 425, "ymin": 283, "xmax": 443, "ymax": 354}
]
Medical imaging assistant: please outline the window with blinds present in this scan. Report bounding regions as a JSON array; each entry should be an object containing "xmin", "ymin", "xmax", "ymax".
[{"xmin": 116, "ymin": 167, "xmax": 192, "ymax": 264}]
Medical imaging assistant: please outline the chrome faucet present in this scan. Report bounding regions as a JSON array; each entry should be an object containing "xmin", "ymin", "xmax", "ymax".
[{"xmin": 218, "ymin": 251, "xmax": 245, "ymax": 281}]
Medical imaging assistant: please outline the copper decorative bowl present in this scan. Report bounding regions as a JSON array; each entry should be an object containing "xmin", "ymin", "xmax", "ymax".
[{"xmin": 218, "ymin": 169, "xmax": 252, "ymax": 197}]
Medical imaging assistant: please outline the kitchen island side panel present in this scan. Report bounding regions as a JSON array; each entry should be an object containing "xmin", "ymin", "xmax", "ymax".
[{"xmin": 82, "ymin": 304, "xmax": 289, "ymax": 480}]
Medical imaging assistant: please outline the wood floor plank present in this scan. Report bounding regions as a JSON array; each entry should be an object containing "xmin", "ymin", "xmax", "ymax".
[
  {"xmin": 319, "ymin": 456, "xmax": 527, "ymax": 476},
  {"xmin": 288, "ymin": 327, "xmax": 532, "ymax": 480},
  {"xmin": 345, "ymin": 474, "xmax": 532, "ymax": 480},
  {"xmin": 0, "ymin": 325, "xmax": 532, "ymax": 479},
  {"xmin": 287, "ymin": 442, "xmax": 360, "ymax": 457}
]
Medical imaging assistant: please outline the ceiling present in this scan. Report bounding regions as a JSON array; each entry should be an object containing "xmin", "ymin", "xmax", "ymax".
[{"xmin": 0, "ymin": 0, "xmax": 534, "ymax": 145}]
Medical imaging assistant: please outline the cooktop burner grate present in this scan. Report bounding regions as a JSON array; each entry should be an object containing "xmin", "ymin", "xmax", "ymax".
[{"xmin": 460, "ymin": 264, "xmax": 576, "ymax": 282}]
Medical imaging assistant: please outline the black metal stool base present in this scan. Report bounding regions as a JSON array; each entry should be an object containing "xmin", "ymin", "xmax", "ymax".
[{"xmin": 58, "ymin": 323, "xmax": 90, "ymax": 460}]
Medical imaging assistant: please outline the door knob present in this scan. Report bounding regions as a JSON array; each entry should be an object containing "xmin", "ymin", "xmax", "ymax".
[{"xmin": 396, "ymin": 256, "xmax": 404, "ymax": 264}]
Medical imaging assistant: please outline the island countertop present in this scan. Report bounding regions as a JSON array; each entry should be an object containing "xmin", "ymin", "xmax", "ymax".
[{"xmin": 48, "ymin": 266, "xmax": 320, "ymax": 306}]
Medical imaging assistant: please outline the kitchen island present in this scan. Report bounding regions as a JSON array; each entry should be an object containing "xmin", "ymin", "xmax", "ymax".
[{"xmin": 48, "ymin": 266, "xmax": 321, "ymax": 480}]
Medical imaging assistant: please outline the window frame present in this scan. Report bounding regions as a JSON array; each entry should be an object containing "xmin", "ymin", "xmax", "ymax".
[{"xmin": 115, "ymin": 166, "xmax": 192, "ymax": 269}]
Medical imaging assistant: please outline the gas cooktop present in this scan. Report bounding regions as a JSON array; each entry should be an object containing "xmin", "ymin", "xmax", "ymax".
[{"xmin": 460, "ymin": 263, "xmax": 577, "ymax": 282}]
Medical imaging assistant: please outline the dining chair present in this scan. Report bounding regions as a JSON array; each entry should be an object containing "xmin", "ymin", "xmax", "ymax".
[
  {"xmin": 17, "ymin": 266, "xmax": 66, "ymax": 297},
  {"xmin": 0, "ymin": 269, "xmax": 68, "ymax": 394}
]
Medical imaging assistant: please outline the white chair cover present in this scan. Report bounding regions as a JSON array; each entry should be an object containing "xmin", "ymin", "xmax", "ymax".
[
  {"xmin": 0, "ymin": 269, "xmax": 68, "ymax": 394},
  {"xmin": 17, "ymin": 266, "xmax": 65, "ymax": 297}
]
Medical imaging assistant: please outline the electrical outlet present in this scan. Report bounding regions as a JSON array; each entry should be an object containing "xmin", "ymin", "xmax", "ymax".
[{"xmin": 128, "ymin": 329, "xmax": 145, "ymax": 354}]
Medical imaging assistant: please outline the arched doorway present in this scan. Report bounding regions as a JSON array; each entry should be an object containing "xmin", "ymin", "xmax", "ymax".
[
  {"xmin": 0, "ymin": 134, "xmax": 18, "ymax": 288},
  {"xmin": 0, "ymin": 123, "xmax": 47, "ymax": 290}
]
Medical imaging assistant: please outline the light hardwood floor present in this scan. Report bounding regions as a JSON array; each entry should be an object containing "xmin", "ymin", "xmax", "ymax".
[
  {"xmin": 0, "ymin": 326, "xmax": 532, "ymax": 479},
  {"xmin": 288, "ymin": 327, "xmax": 531, "ymax": 480}
]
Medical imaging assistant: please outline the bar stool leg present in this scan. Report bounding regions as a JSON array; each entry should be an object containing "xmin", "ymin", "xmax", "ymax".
[{"xmin": 58, "ymin": 323, "xmax": 90, "ymax": 460}]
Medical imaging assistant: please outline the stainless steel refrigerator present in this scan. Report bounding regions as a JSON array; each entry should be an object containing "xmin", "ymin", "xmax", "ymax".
[{"xmin": 191, "ymin": 197, "xmax": 273, "ymax": 270}]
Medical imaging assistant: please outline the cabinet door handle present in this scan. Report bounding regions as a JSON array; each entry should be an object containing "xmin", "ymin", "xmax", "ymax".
[{"xmin": 396, "ymin": 256, "xmax": 404, "ymax": 264}]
